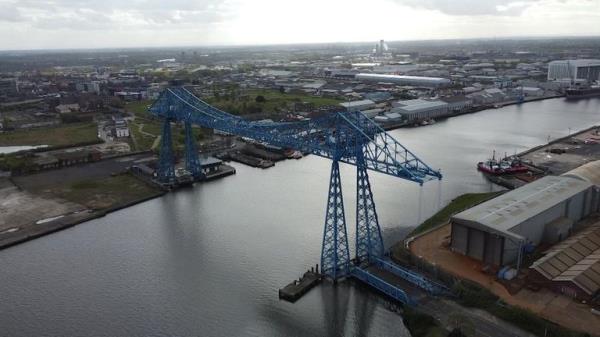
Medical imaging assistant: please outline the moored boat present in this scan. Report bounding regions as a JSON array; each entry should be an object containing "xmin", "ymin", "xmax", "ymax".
[{"xmin": 477, "ymin": 152, "xmax": 528, "ymax": 175}]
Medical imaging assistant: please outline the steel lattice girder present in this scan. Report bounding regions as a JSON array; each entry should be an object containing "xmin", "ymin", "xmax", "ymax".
[
  {"xmin": 355, "ymin": 149, "xmax": 384, "ymax": 263},
  {"xmin": 320, "ymin": 160, "xmax": 350, "ymax": 280},
  {"xmin": 157, "ymin": 118, "xmax": 176, "ymax": 184},
  {"xmin": 184, "ymin": 121, "xmax": 203, "ymax": 178},
  {"xmin": 149, "ymin": 87, "xmax": 442, "ymax": 184}
]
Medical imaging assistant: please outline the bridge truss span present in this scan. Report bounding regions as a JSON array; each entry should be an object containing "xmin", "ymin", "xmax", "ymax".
[{"xmin": 149, "ymin": 86, "xmax": 442, "ymax": 281}]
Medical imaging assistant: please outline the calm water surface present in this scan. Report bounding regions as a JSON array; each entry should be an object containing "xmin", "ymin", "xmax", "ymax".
[{"xmin": 0, "ymin": 98, "xmax": 599, "ymax": 337}]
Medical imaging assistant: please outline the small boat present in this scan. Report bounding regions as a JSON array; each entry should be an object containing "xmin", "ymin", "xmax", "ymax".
[
  {"xmin": 284, "ymin": 149, "xmax": 303, "ymax": 159},
  {"xmin": 420, "ymin": 119, "xmax": 435, "ymax": 126},
  {"xmin": 477, "ymin": 151, "xmax": 528, "ymax": 175}
]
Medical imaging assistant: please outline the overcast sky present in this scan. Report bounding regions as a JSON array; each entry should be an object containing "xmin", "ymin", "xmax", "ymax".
[{"xmin": 1, "ymin": 0, "xmax": 599, "ymax": 50}]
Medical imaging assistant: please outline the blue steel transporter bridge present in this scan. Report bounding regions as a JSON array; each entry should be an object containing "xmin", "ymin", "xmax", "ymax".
[{"xmin": 149, "ymin": 87, "xmax": 444, "ymax": 303}]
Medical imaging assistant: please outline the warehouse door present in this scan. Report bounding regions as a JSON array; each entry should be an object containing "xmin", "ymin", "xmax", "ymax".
[
  {"xmin": 451, "ymin": 223, "xmax": 469, "ymax": 254},
  {"xmin": 467, "ymin": 229, "xmax": 485, "ymax": 261},
  {"xmin": 483, "ymin": 234, "xmax": 503, "ymax": 266}
]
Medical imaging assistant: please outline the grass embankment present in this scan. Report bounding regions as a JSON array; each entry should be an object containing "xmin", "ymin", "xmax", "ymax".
[
  {"xmin": 409, "ymin": 191, "xmax": 504, "ymax": 237},
  {"xmin": 403, "ymin": 308, "xmax": 447, "ymax": 337},
  {"xmin": 205, "ymin": 89, "xmax": 343, "ymax": 115},
  {"xmin": 0, "ymin": 122, "xmax": 99, "ymax": 147},
  {"xmin": 55, "ymin": 173, "xmax": 161, "ymax": 210}
]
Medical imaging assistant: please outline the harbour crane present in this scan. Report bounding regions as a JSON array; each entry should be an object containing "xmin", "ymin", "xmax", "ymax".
[{"xmin": 149, "ymin": 86, "xmax": 442, "ymax": 282}]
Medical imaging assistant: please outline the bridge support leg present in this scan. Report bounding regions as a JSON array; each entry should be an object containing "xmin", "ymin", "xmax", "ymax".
[
  {"xmin": 184, "ymin": 121, "xmax": 203, "ymax": 180},
  {"xmin": 355, "ymin": 151, "xmax": 384, "ymax": 264},
  {"xmin": 157, "ymin": 118, "xmax": 175, "ymax": 184},
  {"xmin": 321, "ymin": 160, "xmax": 350, "ymax": 281}
]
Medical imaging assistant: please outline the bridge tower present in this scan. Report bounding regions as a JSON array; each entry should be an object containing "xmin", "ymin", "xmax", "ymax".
[
  {"xmin": 184, "ymin": 121, "xmax": 203, "ymax": 179},
  {"xmin": 355, "ymin": 148, "xmax": 384, "ymax": 264},
  {"xmin": 157, "ymin": 118, "xmax": 176, "ymax": 184},
  {"xmin": 321, "ymin": 158, "xmax": 351, "ymax": 281}
]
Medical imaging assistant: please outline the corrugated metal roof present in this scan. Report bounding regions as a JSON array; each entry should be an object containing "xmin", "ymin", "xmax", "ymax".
[
  {"xmin": 339, "ymin": 99, "xmax": 375, "ymax": 108},
  {"xmin": 531, "ymin": 224, "xmax": 600, "ymax": 295},
  {"xmin": 451, "ymin": 176, "xmax": 592, "ymax": 240},
  {"xmin": 562, "ymin": 160, "xmax": 600, "ymax": 186}
]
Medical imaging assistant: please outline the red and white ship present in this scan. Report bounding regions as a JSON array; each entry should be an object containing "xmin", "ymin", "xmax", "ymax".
[{"xmin": 477, "ymin": 151, "xmax": 528, "ymax": 175}]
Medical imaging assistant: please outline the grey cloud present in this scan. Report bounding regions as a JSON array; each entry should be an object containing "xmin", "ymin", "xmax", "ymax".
[
  {"xmin": 395, "ymin": 0, "xmax": 539, "ymax": 16},
  {"xmin": 0, "ymin": 1, "xmax": 24, "ymax": 22},
  {"xmin": 0, "ymin": 0, "xmax": 236, "ymax": 28}
]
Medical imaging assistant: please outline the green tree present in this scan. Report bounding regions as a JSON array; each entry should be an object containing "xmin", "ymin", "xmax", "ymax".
[{"xmin": 255, "ymin": 95, "xmax": 266, "ymax": 103}]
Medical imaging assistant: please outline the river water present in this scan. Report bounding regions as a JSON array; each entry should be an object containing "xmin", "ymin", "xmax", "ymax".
[{"xmin": 1, "ymin": 98, "xmax": 599, "ymax": 337}]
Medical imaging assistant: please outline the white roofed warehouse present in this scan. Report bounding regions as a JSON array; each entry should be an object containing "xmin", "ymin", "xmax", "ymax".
[
  {"xmin": 338, "ymin": 99, "xmax": 376, "ymax": 112},
  {"xmin": 450, "ymin": 175, "xmax": 599, "ymax": 268},
  {"xmin": 355, "ymin": 73, "xmax": 452, "ymax": 88},
  {"xmin": 547, "ymin": 59, "xmax": 600, "ymax": 83},
  {"xmin": 390, "ymin": 99, "xmax": 449, "ymax": 122}
]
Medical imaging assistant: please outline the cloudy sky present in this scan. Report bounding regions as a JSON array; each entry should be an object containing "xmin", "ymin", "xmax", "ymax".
[{"xmin": 0, "ymin": 0, "xmax": 599, "ymax": 50}]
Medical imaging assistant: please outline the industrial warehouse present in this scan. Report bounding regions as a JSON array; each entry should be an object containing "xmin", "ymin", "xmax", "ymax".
[
  {"xmin": 390, "ymin": 98, "xmax": 450, "ymax": 122},
  {"xmin": 355, "ymin": 73, "xmax": 452, "ymax": 88},
  {"xmin": 450, "ymin": 174, "xmax": 598, "ymax": 267},
  {"xmin": 449, "ymin": 160, "xmax": 600, "ymax": 302},
  {"xmin": 530, "ymin": 223, "xmax": 600, "ymax": 301}
]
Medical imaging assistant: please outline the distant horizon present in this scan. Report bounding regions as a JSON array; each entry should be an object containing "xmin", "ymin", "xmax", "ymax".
[
  {"xmin": 1, "ymin": 34, "xmax": 600, "ymax": 54},
  {"xmin": 2, "ymin": 0, "xmax": 600, "ymax": 51}
]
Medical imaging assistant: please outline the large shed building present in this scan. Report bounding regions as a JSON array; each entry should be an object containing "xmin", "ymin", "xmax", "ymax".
[
  {"xmin": 450, "ymin": 175, "xmax": 598, "ymax": 267},
  {"xmin": 355, "ymin": 73, "xmax": 451, "ymax": 88},
  {"xmin": 390, "ymin": 99, "xmax": 449, "ymax": 122},
  {"xmin": 530, "ymin": 223, "xmax": 600, "ymax": 301}
]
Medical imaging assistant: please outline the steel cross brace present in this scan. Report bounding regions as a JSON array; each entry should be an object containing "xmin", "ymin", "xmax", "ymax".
[
  {"xmin": 157, "ymin": 118, "xmax": 176, "ymax": 184},
  {"xmin": 184, "ymin": 121, "xmax": 203, "ymax": 179},
  {"xmin": 355, "ymin": 149, "xmax": 384, "ymax": 264},
  {"xmin": 320, "ymin": 159, "xmax": 351, "ymax": 281}
]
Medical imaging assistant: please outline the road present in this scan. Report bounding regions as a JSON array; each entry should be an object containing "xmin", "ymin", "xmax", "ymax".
[{"xmin": 420, "ymin": 297, "xmax": 537, "ymax": 337}]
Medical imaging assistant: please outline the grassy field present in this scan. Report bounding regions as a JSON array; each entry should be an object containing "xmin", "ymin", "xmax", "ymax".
[
  {"xmin": 125, "ymin": 100, "xmax": 155, "ymax": 119},
  {"xmin": 127, "ymin": 118, "xmax": 203, "ymax": 152},
  {"xmin": 57, "ymin": 173, "xmax": 161, "ymax": 210},
  {"xmin": 0, "ymin": 123, "xmax": 99, "ymax": 147},
  {"xmin": 409, "ymin": 191, "xmax": 504, "ymax": 237},
  {"xmin": 206, "ymin": 89, "xmax": 343, "ymax": 115},
  {"xmin": 128, "ymin": 120, "xmax": 160, "ymax": 151}
]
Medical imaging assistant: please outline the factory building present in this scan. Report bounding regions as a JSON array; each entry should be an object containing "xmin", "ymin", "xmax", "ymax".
[
  {"xmin": 390, "ymin": 99, "xmax": 448, "ymax": 122},
  {"xmin": 547, "ymin": 59, "xmax": 600, "ymax": 83},
  {"xmin": 440, "ymin": 96, "xmax": 472, "ymax": 113},
  {"xmin": 355, "ymin": 73, "xmax": 451, "ymax": 88},
  {"xmin": 530, "ymin": 223, "xmax": 600, "ymax": 301},
  {"xmin": 0, "ymin": 78, "xmax": 17, "ymax": 96},
  {"xmin": 450, "ymin": 175, "xmax": 599, "ymax": 267},
  {"xmin": 339, "ymin": 99, "xmax": 376, "ymax": 112},
  {"xmin": 527, "ymin": 160, "xmax": 600, "ymax": 301}
]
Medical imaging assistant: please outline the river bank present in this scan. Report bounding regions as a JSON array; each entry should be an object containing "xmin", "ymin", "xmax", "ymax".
[
  {"xmin": 0, "ymin": 188, "xmax": 166, "ymax": 250},
  {"xmin": 388, "ymin": 121, "xmax": 600, "ymax": 336},
  {"xmin": 382, "ymin": 93, "xmax": 564, "ymax": 131},
  {"xmin": 2, "ymin": 97, "xmax": 600, "ymax": 337}
]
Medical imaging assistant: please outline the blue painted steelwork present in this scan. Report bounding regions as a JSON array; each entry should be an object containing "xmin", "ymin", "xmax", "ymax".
[
  {"xmin": 355, "ymin": 149, "xmax": 384, "ymax": 263},
  {"xmin": 351, "ymin": 267, "xmax": 415, "ymax": 306},
  {"xmin": 149, "ymin": 87, "xmax": 442, "ymax": 184},
  {"xmin": 149, "ymin": 86, "xmax": 442, "ymax": 281},
  {"xmin": 373, "ymin": 258, "xmax": 451, "ymax": 296},
  {"xmin": 321, "ymin": 160, "xmax": 351, "ymax": 280},
  {"xmin": 184, "ymin": 121, "xmax": 203, "ymax": 179},
  {"xmin": 157, "ymin": 118, "xmax": 176, "ymax": 184}
]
